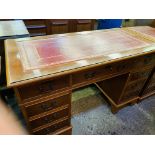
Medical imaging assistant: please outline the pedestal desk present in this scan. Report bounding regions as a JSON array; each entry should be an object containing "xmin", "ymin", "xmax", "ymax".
[{"xmin": 5, "ymin": 26, "xmax": 155, "ymax": 135}]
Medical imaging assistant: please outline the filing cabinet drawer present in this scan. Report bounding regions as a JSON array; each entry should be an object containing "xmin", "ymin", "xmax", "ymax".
[
  {"xmin": 17, "ymin": 75, "xmax": 70, "ymax": 102},
  {"xmin": 33, "ymin": 118, "xmax": 70, "ymax": 135},
  {"xmin": 129, "ymin": 69, "xmax": 151, "ymax": 82},
  {"xmin": 29, "ymin": 107, "xmax": 70, "ymax": 129},
  {"xmin": 22, "ymin": 93, "xmax": 70, "ymax": 117}
]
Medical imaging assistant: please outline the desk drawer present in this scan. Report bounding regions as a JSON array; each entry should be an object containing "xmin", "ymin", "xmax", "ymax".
[
  {"xmin": 29, "ymin": 107, "xmax": 69, "ymax": 129},
  {"xmin": 129, "ymin": 69, "xmax": 151, "ymax": 82},
  {"xmin": 23, "ymin": 93, "xmax": 70, "ymax": 117},
  {"xmin": 33, "ymin": 118, "xmax": 70, "ymax": 135},
  {"xmin": 18, "ymin": 75, "xmax": 70, "ymax": 102},
  {"xmin": 72, "ymin": 59, "xmax": 136, "ymax": 86}
]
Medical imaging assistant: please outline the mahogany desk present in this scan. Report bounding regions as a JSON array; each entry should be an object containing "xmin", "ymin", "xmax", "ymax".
[{"xmin": 5, "ymin": 26, "xmax": 155, "ymax": 135}]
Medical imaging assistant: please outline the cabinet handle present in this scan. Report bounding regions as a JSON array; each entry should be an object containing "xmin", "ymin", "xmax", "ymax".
[
  {"xmin": 105, "ymin": 65, "xmax": 113, "ymax": 71},
  {"xmin": 117, "ymin": 64, "xmax": 127, "ymax": 71},
  {"xmin": 45, "ymin": 125, "xmax": 57, "ymax": 133},
  {"xmin": 41, "ymin": 101, "xmax": 57, "ymax": 111},
  {"xmin": 84, "ymin": 71, "xmax": 96, "ymax": 79},
  {"xmin": 38, "ymin": 81, "xmax": 53, "ymax": 93},
  {"xmin": 44, "ymin": 114, "xmax": 58, "ymax": 123}
]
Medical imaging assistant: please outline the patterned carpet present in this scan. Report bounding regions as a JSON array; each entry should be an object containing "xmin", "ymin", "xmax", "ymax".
[
  {"xmin": 6, "ymin": 85, "xmax": 155, "ymax": 135},
  {"xmin": 71, "ymin": 85, "xmax": 155, "ymax": 135}
]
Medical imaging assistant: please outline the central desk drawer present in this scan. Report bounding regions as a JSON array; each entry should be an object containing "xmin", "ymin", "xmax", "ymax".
[
  {"xmin": 33, "ymin": 118, "xmax": 70, "ymax": 135},
  {"xmin": 72, "ymin": 60, "xmax": 135, "ymax": 86},
  {"xmin": 17, "ymin": 75, "xmax": 70, "ymax": 102},
  {"xmin": 29, "ymin": 107, "xmax": 69, "ymax": 129},
  {"xmin": 22, "ymin": 93, "xmax": 70, "ymax": 117}
]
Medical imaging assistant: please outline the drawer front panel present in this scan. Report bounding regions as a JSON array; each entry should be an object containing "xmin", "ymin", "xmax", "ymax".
[
  {"xmin": 29, "ymin": 107, "xmax": 69, "ymax": 129},
  {"xmin": 72, "ymin": 59, "xmax": 139, "ymax": 86},
  {"xmin": 23, "ymin": 94, "xmax": 70, "ymax": 117},
  {"xmin": 33, "ymin": 119, "xmax": 70, "ymax": 135},
  {"xmin": 18, "ymin": 75, "xmax": 70, "ymax": 102},
  {"xmin": 129, "ymin": 69, "xmax": 151, "ymax": 82}
]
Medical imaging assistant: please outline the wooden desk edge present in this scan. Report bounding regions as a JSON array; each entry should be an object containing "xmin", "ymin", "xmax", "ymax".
[{"xmin": 5, "ymin": 46, "xmax": 155, "ymax": 88}]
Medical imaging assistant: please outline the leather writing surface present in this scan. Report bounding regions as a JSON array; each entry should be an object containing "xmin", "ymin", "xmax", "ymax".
[{"xmin": 17, "ymin": 29, "xmax": 149, "ymax": 72}]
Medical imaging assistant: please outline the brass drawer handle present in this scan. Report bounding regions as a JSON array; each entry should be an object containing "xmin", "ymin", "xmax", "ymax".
[
  {"xmin": 45, "ymin": 125, "xmax": 57, "ymax": 134},
  {"xmin": 117, "ymin": 64, "xmax": 127, "ymax": 71},
  {"xmin": 105, "ymin": 65, "xmax": 113, "ymax": 71},
  {"xmin": 38, "ymin": 81, "xmax": 53, "ymax": 93},
  {"xmin": 41, "ymin": 101, "xmax": 57, "ymax": 111},
  {"xmin": 84, "ymin": 71, "xmax": 96, "ymax": 79},
  {"xmin": 44, "ymin": 114, "xmax": 58, "ymax": 123}
]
